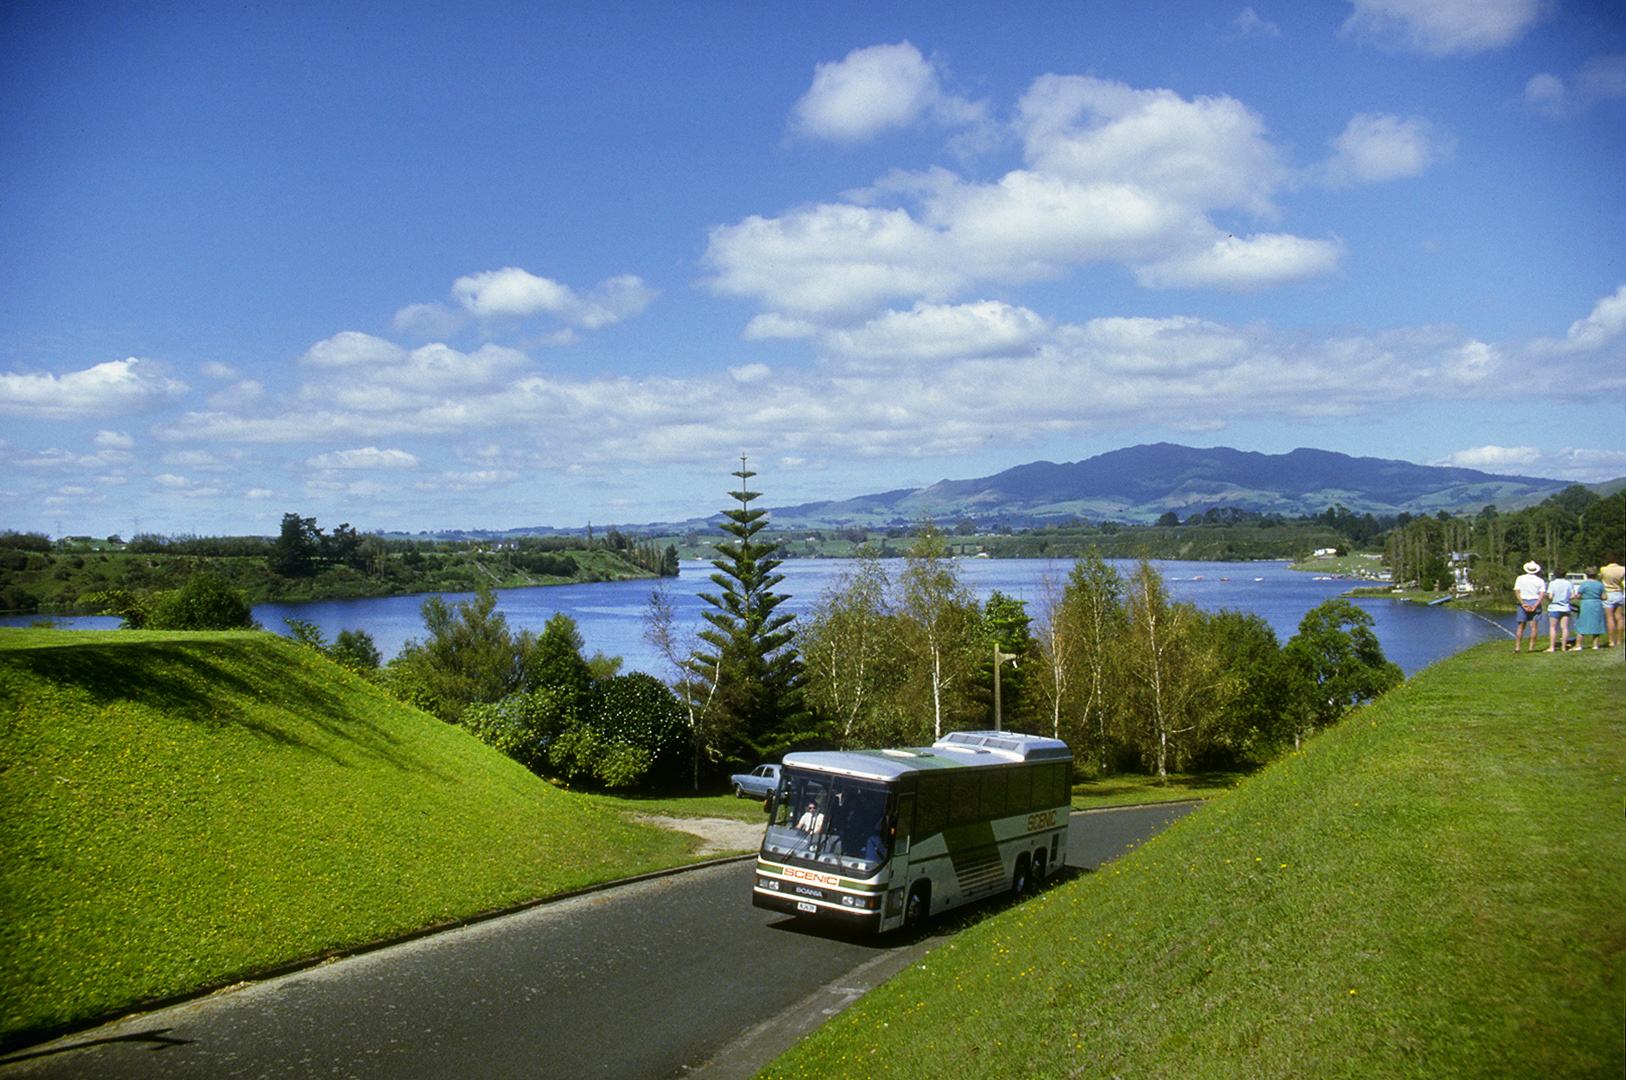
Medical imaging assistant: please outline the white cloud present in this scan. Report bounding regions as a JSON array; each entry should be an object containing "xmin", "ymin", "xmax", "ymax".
[
  {"xmin": 414, "ymin": 469, "xmax": 520, "ymax": 492},
  {"xmin": 448, "ymin": 267, "xmax": 656, "ymax": 329},
  {"xmin": 1323, "ymin": 113, "xmax": 1453, "ymax": 185},
  {"xmin": 302, "ymin": 331, "xmax": 407, "ymax": 369},
  {"xmin": 1133, "ymin": 233, "xmax": 1345, "ymax": 291},
  {"xmin": 1439, "ymin": 445, "xmax": 1541, "ymax": 471},
  {"xmin": 708, "ymin": 73, "xmax": 1339, "ymax": 318},
  {"xmin": 1578, "ymin": 55, "xmax": 1626, "ymax": 104},
  {"xmin": 728, "ymin": 363, "xmax": 771, "ymax": 383},
  {"xmin": 155, "ymin": 280, "xmax": 1626, "ymax": 488},
  {"xmin": 95, "ymin": 430, "xmax": 135, "ymax": 449},
  {"xmin": 298, "ymin": 333, "xmax": 529, "ymax": 407},
  {"xmin": 791, "ymin": 42, "xmax": 985, "ymax": 142},
  {"xmin": 1556, "ymin": 284, "xmax": 1626, "ymax": 352},
  {"xmin": 1230, "ymin": 7, "xmax": 1282, "ymax": 38},
  {"xmin": 161, "ymin": 449, "xmax": 251, "ymax": 472},
  {"xmin": 1015, "ymin": 75, "xmax": 1288, "ymax": 217},
  {"xmin": 1441, "ymin": 445, "xmax": 1626, "ymax": 483},
  {"xmin": 8, "ymin": 446, "xmax": 132, "ymax": 470},
  {"xmin": 742, "ymin": 313, "xmax": 819, "ymax": 340},
  {"xmin": 1525, "ymin": 56, "xmax": 1626, "ymax": 119},
  {"xmin": 822, "ymin": 301, "xmax": 1051, "ymax": 363},
  {"xmin": 1342, "ymin": 0, "xmax": 1549, "ymax": 56},
  {"xmin": 152, "ymin": 473, "xmax": 225, "ymax": 498},
  {"xmin": 0, "ymin": 358, "xmax": 187, "ymax": 419},
  {"xmin": 306, "ymin": 447, "xmax": 422, "ymax": 470},
  {"xmin": 1523, "ymin": 73, "xmax": 1568, "ymax": 117}
]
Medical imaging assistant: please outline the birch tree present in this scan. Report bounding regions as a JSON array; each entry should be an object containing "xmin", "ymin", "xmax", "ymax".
[
  {"xmin": 1120, "ymin": 560, "xmax": 1229, "ymax": 777},
  {"xmin": 800, "ymin": 551, "xmax": 896, "ymax": 743},
  {"xmin": 897, "ymin": 521, "xmax": 977, "ymax": 740},
  {"xmin": 643, "ymin": 581, "xmax": 720, "ymax": 789},
  {"xmin": 1058, "ymin": 551, "xmax": 1125, "ymax": 771}
]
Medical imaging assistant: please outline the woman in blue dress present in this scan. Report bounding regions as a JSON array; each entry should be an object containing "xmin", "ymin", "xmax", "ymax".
[{"xmin": 1573, "ymin": 570, "xmax": 1608, "ymax": 649}]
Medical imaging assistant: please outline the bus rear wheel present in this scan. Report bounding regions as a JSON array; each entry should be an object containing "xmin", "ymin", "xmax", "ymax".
[{"xmin": 1012, "ymin": 854, "xmax": 1032, "ymax": 895}]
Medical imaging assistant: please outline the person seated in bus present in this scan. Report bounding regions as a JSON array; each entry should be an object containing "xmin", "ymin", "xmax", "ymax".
[
  {"xmin": 861, "ymin": 826, "xmax": 886, "ymax": 863},
  {"xmin": 840, "ymin": 793, "xmax": 887, "ymax": 864},
  {"xmin": 795, "ymin": 801, "xmax": 825, "ymax": 833}
]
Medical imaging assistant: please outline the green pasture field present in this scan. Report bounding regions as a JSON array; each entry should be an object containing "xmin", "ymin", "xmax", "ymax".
[
  {"xmin": 763, "ymin": 642, "xmax": 1625, "ymax": 1080},
  {"xmin": 0, "ymin": 629, "xmax": 702, "ymax": 1046}
]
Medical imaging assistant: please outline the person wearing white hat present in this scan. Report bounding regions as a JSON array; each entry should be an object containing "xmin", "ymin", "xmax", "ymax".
[{"xmin": 1513, "ymin": 560, "xmax": 1547, "ymax": 654}]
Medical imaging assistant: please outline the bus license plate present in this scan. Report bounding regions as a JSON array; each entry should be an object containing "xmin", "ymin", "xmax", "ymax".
[{"xmin": 797, "ymin": 901, "xmax": 817, "ymax": 913}]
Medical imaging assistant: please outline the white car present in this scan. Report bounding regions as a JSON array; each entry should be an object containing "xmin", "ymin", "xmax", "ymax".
[{"xmin": 730, "ymin": 764, "xmax": 781, "ymax": 800}]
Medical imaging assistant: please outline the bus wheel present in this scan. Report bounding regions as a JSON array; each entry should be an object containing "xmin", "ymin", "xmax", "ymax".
[
  {"xmin": 1030, "ymin": 849, "xmax": 1047, "ymax": 891},
  {"xmin": 1012, "ymin": 853, "xmax": 1031, "ymax": 895},
  {"xmin": 904, "ymin": 884, "xmax": 930, "ymax": 931}
]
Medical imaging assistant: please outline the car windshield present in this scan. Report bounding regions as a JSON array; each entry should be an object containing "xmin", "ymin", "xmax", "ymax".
[{"xmin": 763, "ymin": 767, "xmax": 892, "ymax": 875}]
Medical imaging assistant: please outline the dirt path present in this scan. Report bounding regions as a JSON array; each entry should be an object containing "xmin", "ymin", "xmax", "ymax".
[{"xmin": 635, "ymin": 815, "xmax": 765, "ymax": 857}]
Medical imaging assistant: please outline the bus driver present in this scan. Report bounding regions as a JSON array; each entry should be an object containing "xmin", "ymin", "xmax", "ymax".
[{"xmin": 795, "ymin": 802, "xmax": 824, "ymax": 833}]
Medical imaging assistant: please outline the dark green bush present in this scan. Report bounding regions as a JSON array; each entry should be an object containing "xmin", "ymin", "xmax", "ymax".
[{"xmin": 147, "ymin": 571, "xmax": 258, "ymax": 631}]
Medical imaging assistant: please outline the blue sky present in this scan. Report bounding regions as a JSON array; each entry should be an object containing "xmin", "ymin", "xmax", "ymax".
[{"xmin": 3, "ymin": 0, "xmax": 1623, "ymax": 538}]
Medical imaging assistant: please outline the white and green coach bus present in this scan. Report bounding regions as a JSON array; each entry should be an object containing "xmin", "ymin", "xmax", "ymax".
[{"xmin": 752, "ymin": 730, "xmax": 1073, "ymax": 933}]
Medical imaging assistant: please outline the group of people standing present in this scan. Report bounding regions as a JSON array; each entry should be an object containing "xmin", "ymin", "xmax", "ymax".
[{"xmin": 1513, "ymin": 559, "xmax": 1624, "ymax": 653}]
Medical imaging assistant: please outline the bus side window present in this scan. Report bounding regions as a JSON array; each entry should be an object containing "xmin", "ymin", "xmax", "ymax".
[
  {"xmin": 1008, "ymin": 766, "xmax": 1032, "ymax": 814},
  {"xmin": 916, "ymin": 776, "xmax": 949, "ymax": 840},
  {"xmin": 893, "ymin": 792, "xmax": 914, "ymax": 855},
  {"xmin": 980, "ymin": 769, "xmax": 1008, "ymax": 819},
  {"xmin": 1035, "ymin": 763, "xmax": 1061, "ymax": 808},
  {"xmin": 948, "ymin": 772, "xmax": 979, "ymax": 826}
]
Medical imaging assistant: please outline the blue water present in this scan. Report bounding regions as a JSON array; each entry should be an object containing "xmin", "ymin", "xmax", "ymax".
[{"xmin": 4, "ymin": 558, "xmax": 1515, "ymax": 676}]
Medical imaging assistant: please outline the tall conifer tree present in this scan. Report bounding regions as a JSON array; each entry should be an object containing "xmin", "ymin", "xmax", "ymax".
[{"xmin": 694, "ymin": 457, "xmax": 808, "ymax": 765}]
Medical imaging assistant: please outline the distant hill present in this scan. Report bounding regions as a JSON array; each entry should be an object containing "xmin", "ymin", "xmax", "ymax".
[{"xmin": 761, "ymin": 444, "xmax": 1577, "ymax": 528}]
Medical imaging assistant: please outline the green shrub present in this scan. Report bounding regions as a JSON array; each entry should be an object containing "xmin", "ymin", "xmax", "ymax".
[{"xmin": 146, "ymin": 571, "xmax": 257, "ymax": 631}]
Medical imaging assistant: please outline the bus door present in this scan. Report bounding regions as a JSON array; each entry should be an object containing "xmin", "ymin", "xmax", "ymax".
[
  {"xmin": 893, "ymin": 792, "xmax": 913, "ymax": 860},
  {"xmin": 886, "ymin": 791, "xmax": 914, "ymax": 923}
]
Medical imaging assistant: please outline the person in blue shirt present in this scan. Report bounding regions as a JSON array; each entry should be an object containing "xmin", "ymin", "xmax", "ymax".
[
  {"xmin": 1546, "ymin": 569, "xmax": 1575, "ymax": 652},
  {"xmin": 1573, "ymin": 570, "xmax": 1608, "ymax": 649}
]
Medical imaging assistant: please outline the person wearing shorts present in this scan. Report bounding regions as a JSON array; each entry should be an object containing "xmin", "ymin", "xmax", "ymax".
[
  {"xmin": 1513, "ymin": 561, "xmax": 1546, "ymax": 654},
  {"xmin": 1546, "ymin": 569, "xmax": 1575, "ymax": 652},
  {"xmin": 1601, "ymin": 559, "xmax": 1623, "ymax": 648}
]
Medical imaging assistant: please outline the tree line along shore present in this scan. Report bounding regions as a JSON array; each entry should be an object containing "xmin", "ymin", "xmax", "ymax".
[
  {"xmin": 0, "ymin": 514, "xmax": 678, "ymax": 615},
  {"xmin": 6, "ymin": 480, "xmax": 1618, "ymax": 618}
]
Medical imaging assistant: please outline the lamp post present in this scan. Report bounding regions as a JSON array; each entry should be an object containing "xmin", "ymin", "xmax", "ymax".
[{"xmin": 993, "ymin": 644, "xmax": 1018, "ymax": 731}]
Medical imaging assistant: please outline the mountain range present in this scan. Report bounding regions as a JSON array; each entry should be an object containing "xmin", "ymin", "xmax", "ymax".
[{"xmin": 757, "ymin": 444, "xmax": 1587, "ymax": 530}]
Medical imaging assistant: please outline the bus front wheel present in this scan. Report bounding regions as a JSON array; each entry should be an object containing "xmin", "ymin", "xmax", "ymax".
[
  {"xmin": 1031, "ymin": 849, "xmax": 1047, "ymax": 890},
  {"xmin": 904, "ymin": 884, "xmax": 930, "ymax": 931}
]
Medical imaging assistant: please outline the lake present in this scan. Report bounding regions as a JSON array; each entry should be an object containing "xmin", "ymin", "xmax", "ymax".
[{"xmin": 4, "ymin": 558, "xmax": 1517, "ymax": 676}]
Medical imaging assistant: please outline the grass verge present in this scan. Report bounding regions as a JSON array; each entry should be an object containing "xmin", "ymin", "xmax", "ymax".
[
  {"xmin": 0, "ymin": 629, "xmax": 700, "ymax": 1046},
  {"xmin": 762, "ymin": 642, "xmax": 1625, "ymax": 1080},
  {"xmin": 1071, "ymin": 769, "xmax": 1249, "ymax": 808}
]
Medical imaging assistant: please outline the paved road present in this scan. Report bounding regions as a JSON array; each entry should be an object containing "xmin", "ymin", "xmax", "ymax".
[{"xmin": 0, "ymin": 803, "xmax": 1199, "ymax": 1080}]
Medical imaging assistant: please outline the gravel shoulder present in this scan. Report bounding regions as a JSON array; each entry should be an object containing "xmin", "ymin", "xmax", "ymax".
[{"xmin": 634, "ymin": 815, "xmax": 766, "ymax": 857}]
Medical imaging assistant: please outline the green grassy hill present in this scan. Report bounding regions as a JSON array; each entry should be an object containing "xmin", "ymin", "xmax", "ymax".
[
  {"xmin": 766, "ymin": 643, "xmax": 1625, "ymax": 1080},
  {"xmin": 0, "ymin": 630, "xmax": 696, "ymax": 1045}
]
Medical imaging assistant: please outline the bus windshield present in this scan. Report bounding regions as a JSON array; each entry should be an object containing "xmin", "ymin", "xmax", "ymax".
[{"xmin": 764, "ymin": 767, "xmax": 892, "ymax": 875}]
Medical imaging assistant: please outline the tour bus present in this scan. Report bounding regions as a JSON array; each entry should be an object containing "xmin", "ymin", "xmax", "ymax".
[{"xmin": 752, "ymin": 730, "xmax": 1073, "ymax": 933}]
